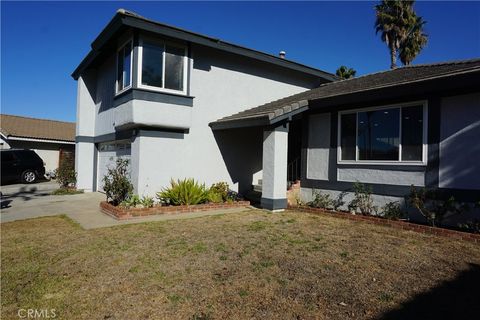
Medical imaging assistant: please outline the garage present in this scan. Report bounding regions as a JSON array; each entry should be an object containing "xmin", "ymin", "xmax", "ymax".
[{"xmin": 97, "ymin": 141, "xmax": 131, "ymax": 192}]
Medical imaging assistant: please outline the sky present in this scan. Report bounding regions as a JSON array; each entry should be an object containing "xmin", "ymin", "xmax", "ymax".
[{"xmin": 1, "ymin": 1, "xmax": 479, "ymax": 122}]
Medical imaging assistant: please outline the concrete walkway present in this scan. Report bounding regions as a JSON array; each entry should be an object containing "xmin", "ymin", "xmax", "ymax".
[{"xmin": 0, "ymin": 191, "xmax": 252, "ymax": 229}]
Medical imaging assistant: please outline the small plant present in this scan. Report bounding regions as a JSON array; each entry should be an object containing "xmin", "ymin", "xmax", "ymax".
[
  {"xmin": 226, "ymin": 190, "xmax": 242, "ymax": 202},
  {"xmin": 458, "ymin": 219, "xmax": 480, "ymax": 234},
  {"xmin": 381, "ymin": 201, "xmax": 405, "ymax": 220},
  {"xmin": 332, "ymin": 191, "xmax": 347, "ymax": 211},
  {"xmin": 55, "ymin": 158, "xmax": 77, "ymax": 189},
  {"xmin": 141, "ymin": 196, "xmax": 154, "ymax": 208},
  {"xmin": 308, "ymin": 191, "xmax": 334, "ymax": 209},
  {"xmin": 102, "ymin": 158, "xmax": 133, "ymax": 206},
  {"xmin": 208, "ymin": 182, "xmax": 229, "ymax": 203},
  {"xmin": 348, "ymin": 182, "xmax": 377, "ymax": 215},
  {"xmin": 120, "ymin": 194, "xmax": 141, "ymax": 208},
  {"xmin": 157, "ymin": 178, "xmax": 209, "ymax": 205},
  {"xmin": 407, "ymin": 186, "xmax": 467, "ymax": 227}
]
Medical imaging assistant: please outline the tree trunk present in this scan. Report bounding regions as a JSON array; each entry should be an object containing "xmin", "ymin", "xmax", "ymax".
[{"xmin": 390, "ymin": 44, "xmax": 397, "ymax": 69}]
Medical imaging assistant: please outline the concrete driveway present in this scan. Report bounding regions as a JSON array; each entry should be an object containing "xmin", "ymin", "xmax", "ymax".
[{"xmin": 0, "ymin": 186, "xmax": 251, "ymax": 229}]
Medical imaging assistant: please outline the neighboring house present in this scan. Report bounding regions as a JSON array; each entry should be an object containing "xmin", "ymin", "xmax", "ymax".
[
  {"xmin": 0, "ymin": 114, "xmax": 75, "ymax": 173},
  {"xmin": 74, "ymin": 9, "xmax": 480, "ymax": 219}
]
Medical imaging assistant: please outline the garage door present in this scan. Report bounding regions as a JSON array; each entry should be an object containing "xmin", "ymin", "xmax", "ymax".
[{"xmin": 97, "ymin": 141, "xmax": 131, "ymax": 192}]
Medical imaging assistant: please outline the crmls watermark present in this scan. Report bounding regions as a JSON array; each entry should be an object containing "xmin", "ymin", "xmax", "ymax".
[{"xmin": 17, "ymin": 309, "xmax": 57, "ymax": 318}]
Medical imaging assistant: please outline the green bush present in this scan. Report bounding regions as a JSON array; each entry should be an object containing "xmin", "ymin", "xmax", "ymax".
[
  {"xmin": 208, "ymin": 182, "xmax": 229, "ymax": 203},
  {"xmin": 381, "ymin": 201, "xmax": 405, "ymax": 220},
  {"xmin": 141, "ymin": 196, "xmax": 154, "ymax": 208},
  {"xmin": 102, "ymin": 158, "xmax": 133, "ymax": 206},
  {"xmin": 407, "ymin": 186, "xmax": 466, "ymax": 227},
  {"xmin": 157, "ymin": 178, "xmax": 209, "ymax": 205},
  {"xmin": 348, "ymin": 182, "xmax": 377, "ymax": 215},
  {"xmin": 308, "ymin": 191, "xmax": 334, "ymax": 209},
  {"xmin": 55, "ymin": 158, "xmax": 77, "ymax": 189},
  {"xmin": 120, "ymin": 194, "xmax": 141, "ymax": 208}
]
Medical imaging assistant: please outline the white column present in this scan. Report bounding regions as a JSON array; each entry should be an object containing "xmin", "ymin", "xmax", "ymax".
[
  {"xmin": 75, "ymin": 72, "xmax": 97, "ymax": 192},
  {"xmin": 261, "ymin": 124, "xmax": 288, "ymax": 210}
]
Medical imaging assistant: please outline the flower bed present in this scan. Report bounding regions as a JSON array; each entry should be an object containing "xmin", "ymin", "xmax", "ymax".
[
  {"xmin": 101, "ymin": 200, "xmax": 251, "ymax": 220},
  {"xmin": 290, "ymin": 205, "xmax": 480, "ymax": 243}
]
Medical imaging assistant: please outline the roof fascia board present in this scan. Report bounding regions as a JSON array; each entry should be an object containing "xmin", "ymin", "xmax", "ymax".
[{"xmin": 7, "ymin": 136, "xmax": 75, "ymax": 144}]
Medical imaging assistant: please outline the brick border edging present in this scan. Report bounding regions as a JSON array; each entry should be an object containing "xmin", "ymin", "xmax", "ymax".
[
  {"xmin": 100, "ymin": 201, "xmax": 251, "ymax": 220},
  {"xmin": 290, "ymin": 205, "xmax": 480, "ymax": 244}
]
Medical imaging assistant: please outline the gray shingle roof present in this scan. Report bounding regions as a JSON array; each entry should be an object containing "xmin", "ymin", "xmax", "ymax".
[{"xmin": 211, "ymin": 58, "xmax": 480, "ymax": 128}]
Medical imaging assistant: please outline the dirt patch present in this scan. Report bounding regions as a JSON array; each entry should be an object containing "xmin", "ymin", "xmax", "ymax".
[{"xmin": 2, "ymin": 210, "xmax": 479, "ymax": 319}]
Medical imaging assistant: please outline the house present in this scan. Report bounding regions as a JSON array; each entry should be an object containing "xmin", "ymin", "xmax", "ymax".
[
  {"xmin": 72, "ymin": 9, "xmax": 335, "ymax": 196},
  {"xmin": 212, "ymin": 60, "xmax": 480, "ymax": 215},
  {"xmin": 0, "ymin": 114, "xmax": 75, "ymax": 173},
  {"xmin": 73, "ymin": 9, "xmax": 480, "ymax": 216}
]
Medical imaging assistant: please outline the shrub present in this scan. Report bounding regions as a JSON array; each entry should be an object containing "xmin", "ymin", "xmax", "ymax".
[
  {"xmin": 332, "ymin": 191, "xmax": 347, "ymax": 211},
  {"xmin": 407, "ymin": 186, "xmax": 467, "ymax": 227},
  {"xmin": 308, "ymin": 191, "xmax": 334, "ymax": 209},
  {"xmin": 141, "ymin": 196, "xmax": 154, "ymax": 208},
  {"xmin": 458, "ymin": 219, "xmax": 480, "ymax": 234},
  {"xmin": 208, "ymin": 182, "xmax": 229, "ymax": 203},
  {"xmin": 348, "ymin": 182, "xmax": 377, "ymax": 215},
  {"xmin": 102, "ymin": 158, "xmax": 133, "ymax": 206},
  {"xmin": 55, "ymin": 158, "xmax": 77, "ymax": 189},
  {"xmin": 157, "ymin": 178, "xmax": 209, "ymax": 205},
  {"xmin": 381, "ymin": 201, "xmax": 405, "ymax": 220},
  {"xmin": 120, "ymin": 194, "xmax": 141, "ymax": 208}
]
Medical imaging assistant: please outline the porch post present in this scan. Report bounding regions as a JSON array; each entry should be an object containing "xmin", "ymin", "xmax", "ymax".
[{"xmin": 261, "ymin": 124, "xmax": 288, "ymax": 211}]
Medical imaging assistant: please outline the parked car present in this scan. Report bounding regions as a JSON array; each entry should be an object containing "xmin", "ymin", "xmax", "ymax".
[{"xmin": 0, "ymin": 149, "xmax": 46, "ymax": 184}]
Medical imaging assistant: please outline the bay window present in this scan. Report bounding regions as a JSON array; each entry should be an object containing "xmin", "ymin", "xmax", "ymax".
[
  {"xmin": 139, "ymin": 39, "xmax": 187, "ymax": 94},
  {"xmin": 338, "ymin": 103, "xmax": 427, "ymax": 163}
]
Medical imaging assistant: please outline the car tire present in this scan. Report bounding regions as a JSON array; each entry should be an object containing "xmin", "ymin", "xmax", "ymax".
[{"xmin": 21, "ymin": 170, "xmax": 37, "ymax": 184}]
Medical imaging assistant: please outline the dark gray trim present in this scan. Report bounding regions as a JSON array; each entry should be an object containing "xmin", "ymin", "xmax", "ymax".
[
  {"xmin": 302, "ymin": 179, "xmax": 480, "ymax": 203},
  {"xmin": 132, "ymin": 31, "xmax": 140, "ymax": 88},
  {"xmin": 113, "ymin": 88, "xmax": 194, "ymax": 107},
  {"xmin": 72, "ymin": 11, "xmax": 337, "ymax": 81},
  {"xmin": 337, "ymin": 163, "xmax": 426, "ymax": 172},
  {"xmin": 425, "ymin": 97, "xmax": 441, "ymax": 188},
  {"xmin": 209, "ymin": 116, "xmax": 270, "ymax": 130},
  {"xmin": 261, "ymin": 197, "xmax": 288, "ymax": 210},
  {"xmin": 302, "ymin": 179, "xmax": 412, "ymax": 197},
  {"xmin": 76, "ymin": 127, "xmax": 186, "ymax": 144},
  {"xmin": 300, "ymin": 115, "xmax": 309, "ymax": 181},
  {"xmin": 93, "ymin": 144, "xmax": 99, "ymax": 192},
  {"xmin": 328, "ymin": 111, "xmax": 338, "ymax": 183}
]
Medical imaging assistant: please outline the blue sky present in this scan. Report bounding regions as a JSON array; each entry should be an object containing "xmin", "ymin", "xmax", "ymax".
[{"xmin": 1, "ymin": 1, "xmax": 479, "ymax": 122}]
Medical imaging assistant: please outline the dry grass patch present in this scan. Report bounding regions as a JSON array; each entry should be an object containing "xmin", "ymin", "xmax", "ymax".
[{"xmin": 1, "ymin": 210, "xmax": 479, "ymax": 319}]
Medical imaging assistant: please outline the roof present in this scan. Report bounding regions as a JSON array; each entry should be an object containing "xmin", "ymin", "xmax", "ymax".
[
  {"xmin": 72, "ymin": 9, "xmax": 337, "ymax": 82},
  {"xmin": 210, "ymin": 58, "xmax": 480, "ymax": 129},
  {"xmin": 0, "ymin": 114, "xmax": 75, "ymax": 143}
]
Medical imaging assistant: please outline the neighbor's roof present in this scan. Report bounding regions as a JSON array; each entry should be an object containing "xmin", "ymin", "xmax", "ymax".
[
  {"xmin": 210, "ymin": 58, "xmax": 480, "ymax": 129},
  {"xmin": 0, "ymin": 114, "xmax": 75, "ymax": 142},
  {"xmin": 72, "ymin": 9, "xmax": 337, "ymax": 82}
]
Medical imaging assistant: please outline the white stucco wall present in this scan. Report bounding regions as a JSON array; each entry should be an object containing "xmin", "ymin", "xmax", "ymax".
[
  {"xmin": 439, "ymin": 92, "xmax": 480, "ymax": 190},
  {"xmin": 76, "ymin": 42, "xmax": 320, "ymax": 195}
]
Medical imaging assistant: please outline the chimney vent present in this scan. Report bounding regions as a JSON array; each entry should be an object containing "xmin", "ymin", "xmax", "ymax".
[{"xmin": 279, "ymin": 51, "xmax": 286, "ymax": 59}]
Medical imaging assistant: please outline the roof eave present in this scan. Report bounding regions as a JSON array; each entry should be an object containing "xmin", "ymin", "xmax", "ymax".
[{"xmin": 72, "ymin": 10, "xmax": 337, "ymax": 81}]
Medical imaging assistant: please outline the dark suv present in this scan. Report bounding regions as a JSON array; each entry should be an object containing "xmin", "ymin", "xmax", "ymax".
[{"xmin": 1, "ymin": 149, "xmax": 46, "ymax": 184}]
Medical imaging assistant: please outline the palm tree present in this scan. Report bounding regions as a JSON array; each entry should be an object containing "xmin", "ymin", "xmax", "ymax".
[
  {"xmin": 374, "ymin": 0, "xmax": 414, "ymax": 69},
  {"xmin": 336, "ymin": 66, "xmax": 357, "ymax": 79},
  {"xmin": 399, "ymin": 15, "xmax": 428, "ymax": 65}
]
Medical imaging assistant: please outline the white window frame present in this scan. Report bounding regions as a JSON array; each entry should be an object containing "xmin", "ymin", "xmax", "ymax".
[
  {"xmin": 337, "ymin": 100, "xmax": 428, "ymax": 166},
  {"xmin": 137, "ymin": 37, "xmax": 188, "ymax": 95},
  {"xmin": 115, "ymin": 38, "xmax": 133, "ymax": 95}
]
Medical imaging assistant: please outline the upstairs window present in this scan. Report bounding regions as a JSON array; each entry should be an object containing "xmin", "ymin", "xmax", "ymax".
[
  {"xmin": 116, "ymin": 40, "xmax": 133, "ymax": 93},
  {"xmin": 139, "ymin": 39, "xmax": 187, "ymax": 93},
  {"xmin": 339, "ymin": 103, "xmax": 426, "ymax": 163}
]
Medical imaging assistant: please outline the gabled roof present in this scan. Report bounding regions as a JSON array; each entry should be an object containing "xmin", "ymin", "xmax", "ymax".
[
  {"xmin": 72, "ymin": 9, "xmax": 337, "ymax": 82},
  {"xmin": 210, "ymin": 58, "xmax": 480, "ymax": 129},
  {"xmin": 0, "ymin": 114, "xmax": 75, "ymax": 142}
]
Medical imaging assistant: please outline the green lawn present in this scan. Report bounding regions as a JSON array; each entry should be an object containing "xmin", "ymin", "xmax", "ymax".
[{"xmin": 2, "ymin": 210, "xmax": 479, "ymax": 319}]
